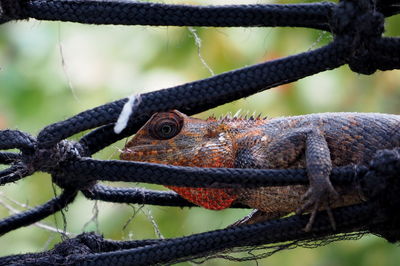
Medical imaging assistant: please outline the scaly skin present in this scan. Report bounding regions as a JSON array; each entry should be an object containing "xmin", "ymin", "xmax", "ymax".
[{"xmin": 120, "ymin": 110, "xmax": 400, "ymax": 230}]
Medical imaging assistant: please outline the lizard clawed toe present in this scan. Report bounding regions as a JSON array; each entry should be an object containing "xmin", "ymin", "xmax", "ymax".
[{"xmin": 296, "ymin": 183, "xmax": 339, "ymax": 232}]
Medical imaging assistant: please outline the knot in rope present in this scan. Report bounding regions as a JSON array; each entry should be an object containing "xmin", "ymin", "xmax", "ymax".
[
  {"xmin": 330, "ymin": 0, "xmax": 385, "ymax": 74},
  {"xmin": 0, "ymin": 0, "xmax": 27, "ymax": 23},
  {"xmin": 362, "ymin": 148, "xmax": 400, "ymax": 242},
  {"xmin": 17, "ymin": 138, "xmax": 94, "ymax": 189},
  {"xmin": 360, "ymin": 148, "xmax": 400, "ymax": 200},
  {"xmin": 23, "ymin": 140, "xmax": 85, "ymax": 173}
]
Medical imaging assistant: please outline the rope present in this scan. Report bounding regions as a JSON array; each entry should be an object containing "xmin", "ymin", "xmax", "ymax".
[
  {"xmin": 0, "ymin": 188, "xmax": 77, "ymax": 235},
  {"xmin": 0, "ymin": 203, "xmax": 379, "ymax": 265},
  {"xmin": 77, "ymin": 39, "xmax": 349, "ymax": 154},
  {"xmin": 0, "ymin": 0, "xmax": 27, "ymax": 23},
  {"xmin": 0, "ymin": 0, "xmax": 399, "ymax": 264},
  {"xmin": 55, "ymin": 157, "xmax": 361, "ymax": 188},
  {"xmin": 0, "ymin": 152, "xmax": 21, "ymax": 164},
  {"xmin": 3, "ymin": 147, "xmax": 399, "ymax": 263},
  {"xmin": 3, "ymin": 1, "xmax": 334, "ymax": 29}
]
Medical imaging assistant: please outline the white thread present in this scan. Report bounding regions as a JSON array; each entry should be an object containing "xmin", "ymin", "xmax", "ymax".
[
  {"xmin": 114, "ymin": 94, "xmax": 142, "ymax": 134},
  {"xmin": 188, "ymin": 27, "xmax": 215, "ymax": 76}
]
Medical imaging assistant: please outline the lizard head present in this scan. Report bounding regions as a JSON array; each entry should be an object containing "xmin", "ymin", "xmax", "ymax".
[
  {"xmin": 120, "ymin": 110, "xmax": 235, "ymax": 168},
  {"xmin": 120, "ymin": 110, "xmax": 265, "ymax": 210}
]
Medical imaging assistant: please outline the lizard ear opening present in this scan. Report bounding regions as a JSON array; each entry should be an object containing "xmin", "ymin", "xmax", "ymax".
[
  {"xmin": 148, "ymin": 111, "xmax": 184, "ymax": 140},
  {"xmin": 205, "ymin": 123, "xmax": 229, "ymax": 138}
]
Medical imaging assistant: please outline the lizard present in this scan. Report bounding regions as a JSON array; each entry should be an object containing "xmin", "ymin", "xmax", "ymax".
[{"xmin": 120, "ymin": 110, "xmax": 400, "ymax": 231}]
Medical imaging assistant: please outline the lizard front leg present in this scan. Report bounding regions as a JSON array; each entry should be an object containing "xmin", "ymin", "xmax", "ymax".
[
  {"xmin": 237, "ymin": 128, "xmax": 338, "ymax": 231},
  {"xmin": 297, "ymin": 128, "xmax": 339, "ymax": 231}
]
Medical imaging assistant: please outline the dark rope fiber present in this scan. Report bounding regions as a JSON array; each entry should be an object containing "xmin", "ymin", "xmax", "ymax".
[
  {"xmin": 0, "ymin": 0, "xmax": 399, "ymax": 27},
  {"xmin": 82, "ymin": 184, "xmax": 250, "ymax": 208},
  {"xmin": 0, "ymin": 163, "xmax": 29, "ymax": 185},
  {"xmin": 0, "ymin": 202, "xmax": 377, "ymax": 265},
  {"xmin": 54, "ymin": 157, "xmax": 361, "ymax": 188},
  {"xmin": 0, "ymin": 0, "xmax": 399, "ymax": 264},
  {"xmin": 0, "ymin": 189, "xmax": 77, "ymax": 236},
  {"xmin": 23, "ymin": 1, "xmax": 334, "ymax": 30},
  {"xmin": 0, "ymin": 152, "xmax": 21, "ymax": 165},
  {"xmin": 76, "ymin": 38, "xmax": 351, "ymax": 155}
]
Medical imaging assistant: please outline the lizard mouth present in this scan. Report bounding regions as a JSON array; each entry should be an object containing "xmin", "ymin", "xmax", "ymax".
[{"xmin": 120, "ymin": 145, "xmax": 174, "ymax": 163}]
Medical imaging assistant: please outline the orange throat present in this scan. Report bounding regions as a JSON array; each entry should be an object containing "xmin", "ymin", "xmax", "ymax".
[{"xmin": 166, "ymin": 186, "xmax": 238, "ymax": 210}]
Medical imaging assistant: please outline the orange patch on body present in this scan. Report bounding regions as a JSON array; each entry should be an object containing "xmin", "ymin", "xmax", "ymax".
[
  {"xmin": 166, "ymin": 186, "xmax": 237, "ymax": 210},
  {"xmin": 167, "ymin": 147, "xmax": 237, "ymax": 210}
]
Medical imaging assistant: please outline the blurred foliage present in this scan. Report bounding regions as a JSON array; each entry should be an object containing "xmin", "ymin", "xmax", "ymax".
[{"xmin": 0, "ymin": 0, "xmax": 400, "ymax": 265}]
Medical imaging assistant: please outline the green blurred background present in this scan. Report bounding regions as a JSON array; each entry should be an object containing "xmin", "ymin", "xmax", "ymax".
[{"xmin": 1, "ymin": 0, "xmax": 400, "ymax": 265}]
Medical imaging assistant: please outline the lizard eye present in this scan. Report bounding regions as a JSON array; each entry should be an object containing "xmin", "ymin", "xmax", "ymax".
[{"xmin": 149, "ymin": 112, "xmax": 184, "ymax": 140}]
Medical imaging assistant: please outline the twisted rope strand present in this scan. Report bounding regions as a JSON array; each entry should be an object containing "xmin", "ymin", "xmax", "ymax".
[
  {"xmin": 64, "ymin": 203, "xmax": 375, "ymax": 265},
  {"xmin": 0, "ymin": 152, "xmax": 21, "ymax": 165},
  {"xmin": 82, "ymin": 184, "xmax": 250, "ymax": 208},
  {"xmin": 21, "ymin": 1, "xmax": 334, "ymax": 29},
  {"xmin": 0, "ymin": 130, "xmax": 35, "ymax": 151},
  {"xmin": 82, "ymin": 184, "xmax": 196, "ymax": 207},
  {"xmin": 77, "ymin": 38, "xmax": 350, "ymax": 155},
  {"xmin": 0, "ymin": 0, "xmax": 399, "ymax": 263},
  {"xmin": 1, "ymin": 0, "xmax": 398, "ymax": 26},
  {"xmin": 0, "ymin": 163, "xmax": 29, "ymax": 185},
  {"xmin": 0, "ymin": 189, "xmax": 77, "ymax": 235},
  {"xmin": 55, "ymin": 157, "xmax": 360, "ymax": 188}
]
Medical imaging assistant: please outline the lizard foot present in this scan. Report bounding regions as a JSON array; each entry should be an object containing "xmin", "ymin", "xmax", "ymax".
[{"xmin": 296, "ymin": 182, "xmax": 339, "ymax": 232}]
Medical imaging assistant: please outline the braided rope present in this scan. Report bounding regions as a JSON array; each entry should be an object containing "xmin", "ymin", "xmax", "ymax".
[
  {"xmin": 0, "ymin": 152, "xmax": 21, "ymax": 165},
  {"xmin": 82, "ymin": 184, "xmax": 197, "ymax": 207},
  {"xmin": 0, "ymin": 189, "xmax": 77, "ymax": 235},
  {"xmin": 0, "ymin": 130, "xmax": 35, "ymax": 151},
  {"xmin": 5, "ymin": 0, "xmax": 335, "ymax": 29},
  {"xmin": 83, "ymin": 184, "xmax": 256, "ymax": 209},
  {"xmin": 77, "ymin": 39, "xmax": 349, "ymax": 154},
  {"xmin": 56, "ymin": 157, "xmax": 361, "ymax": 188},
  {"xmin": 0, "ymin": 0, "xmax": 398, "ymax": 27},
  {"xmin": 0, "ymin": 0, "xmax": 399, "ymax": 264},
  {"xmin": 0, "ymin": 202, "xmax": 377, "ymax": 265}
]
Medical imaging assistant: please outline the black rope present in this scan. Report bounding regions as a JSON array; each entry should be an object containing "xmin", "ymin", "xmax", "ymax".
[
  {"xmin": 0, "ymin": 0, "xmax": 26, "ymax": 23},
  {"xmin": 1, "ymin": 0, "xmax": 399, "ymax": 28},
  {"xmin": 0, "ymin": 163, "xmax": 29, "ymax": 185},
  {"xmin": 3, "ymin": 146, "xmax": 400, "ymax": 264},
  {"xmin": 0, "ymin": 232, "xmax": 164, "ymax": 265},
  {"xmin": 0, "ymin": 202, "xmax": 378, "ymax": 265},
  {"xmin": 1, "ymin": 0, "xmax": 336, "ymax": 29},
  {"xmin": 82, "ymin": 184, "xmax": 197, "ymax": 207},
  {"xmin": 25, "ymin": 1, "xmax": 335, "ymax": 30},
  {"xmin": 82, "ymin": 184, "xmax": 250, "ymax": 209},
  {"xmin": 34, "ymin": 1, "xmax": 394, "ymax": 153},
  {"xmin": 0, "ymin": 165, "xmax": 18, "ymax": 178},
  {"xmin": 0, "ymin": 130, "xmax": 35, "ymax": 151},
  {"xmin": 374, "ymin": 38, "xmax": 400, "ymax": 55},
  {"xmin": 75, "ymin": 38, "xmax": 350, "ymax": 154},
  {"xmin": 70, "ymin": 203, "xmax": 374, "ymax": 266},
  {"xmin": 0, "ymin": 0, "xmax": 400, "ymax": 264},
  {"xmin": 376, "ymin": 0, "xmax": 400, "ymax": 17},
  {"xmin": 55, "ymin": 157, "xmax": 361, "ymax": 188},
  {"xmin": 0, "ymin": 188, "xmax": 77, "ymax": 236},
  {"xmin": 0, "ymin": 152, "xmax": 21, "ymax": 165}
]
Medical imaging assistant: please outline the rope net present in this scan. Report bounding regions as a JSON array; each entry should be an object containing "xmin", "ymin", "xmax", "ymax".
[{"xmin": 0, "ymin": 0, "xmax": 400, "ymax": 265}]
